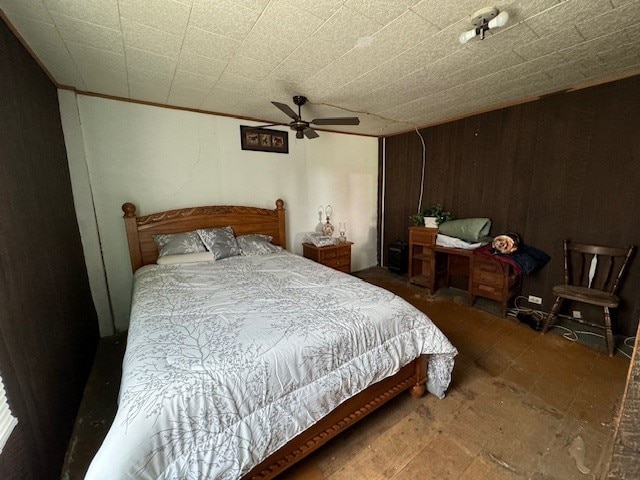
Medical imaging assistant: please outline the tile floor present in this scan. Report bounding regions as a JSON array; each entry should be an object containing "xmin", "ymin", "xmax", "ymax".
[{"xmin": 62, "ymin": 267, "xmax": 631, "ymax": 480}]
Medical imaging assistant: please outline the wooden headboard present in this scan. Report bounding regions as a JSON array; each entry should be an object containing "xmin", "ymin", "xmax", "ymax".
[{"xmin": 122, "ymin": 199, "xmax": 286, "ymax": 272}]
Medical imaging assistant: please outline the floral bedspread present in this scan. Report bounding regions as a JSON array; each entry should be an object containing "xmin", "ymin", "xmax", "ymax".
[{"xmin": 86, "ymin": 252, "xmax": 456, "ymax": 479}]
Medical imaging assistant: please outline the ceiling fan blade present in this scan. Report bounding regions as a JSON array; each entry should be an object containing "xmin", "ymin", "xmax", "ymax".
[
  {"xmin": 253, "ymin": 123, "xmax": 285, "ymax": 128},
  {"xmin": 303, "ymin": 127, "xmax": 319, "ymax": 139},
  {"xmin": 271, "ymin": 101, "xmax": 298, "ymax": 120},
  {"xmin": 311, "ymin": 117, "xmax": 360, "ymax": 126}
]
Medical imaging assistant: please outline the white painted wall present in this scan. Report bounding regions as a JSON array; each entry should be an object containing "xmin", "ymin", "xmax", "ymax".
[{"xmin": 59, "ymin": 92, "xmax": 379, "ymax": 334}]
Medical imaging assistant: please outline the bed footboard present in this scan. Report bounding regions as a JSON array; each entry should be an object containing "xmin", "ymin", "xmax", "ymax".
[{"xmin": 244, "ymin": 354, "xmax": 428, "ymax": 480}]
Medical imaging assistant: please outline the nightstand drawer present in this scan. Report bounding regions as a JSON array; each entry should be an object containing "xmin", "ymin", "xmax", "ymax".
[
  {"xmin": 318, "ymin": 249, "xmax": 338, "ymax": 261},
  {"xmin": 323, "ymin": 256, "xmax": 351, "ymax": 269},
  {"xmin": 302, "ymin": 242, "xmax": 353, "ymax": 273}
]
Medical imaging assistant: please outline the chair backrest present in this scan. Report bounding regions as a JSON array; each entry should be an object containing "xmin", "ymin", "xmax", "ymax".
[{"xmin": 563, "ymin": 240, "xmax": 635, "ymax": 295}]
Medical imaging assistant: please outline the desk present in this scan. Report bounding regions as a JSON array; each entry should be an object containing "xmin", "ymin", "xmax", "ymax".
[{"xmin": 408, "ymin": 227, "xmax": 521, "ymax": 315}]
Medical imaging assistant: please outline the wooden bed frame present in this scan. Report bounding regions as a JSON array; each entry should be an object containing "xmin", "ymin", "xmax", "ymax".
[{"xmin": 121, "ymin": 199, "xmax": 428, "ymax": 479}]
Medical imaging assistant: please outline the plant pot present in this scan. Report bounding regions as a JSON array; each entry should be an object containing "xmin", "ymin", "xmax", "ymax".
[{"xmin": 423, "ymin": 216, "xmax": 438, "ymax": 228}]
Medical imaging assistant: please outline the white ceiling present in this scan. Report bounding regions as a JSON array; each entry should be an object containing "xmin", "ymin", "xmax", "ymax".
[{"xmin": 1, "ymin": 0, "xmax": 639, "ymax": 136}]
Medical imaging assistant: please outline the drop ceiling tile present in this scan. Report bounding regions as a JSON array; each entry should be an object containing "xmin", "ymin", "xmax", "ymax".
[
  {"xmin": 121, "ymin": 17, "xmax": 182, "ymax": 58},
  {"xmin": 598, "ymin": 40, "xmax": 640, "ymax": 65},
  {"xmin": 77, "ymin": 64, "xmax": 129, "ymax": 95},
  {"xmin": 1, "ymin": 0, "xmax": 51, "ymax": 22},
  {"xmin": 2, "ymin": 14, "xmax": 66, "ymax": 51},
  {"xmin": 543, "ymin": 61, "xmax": 589, "ymax": 84},
  {"xmin": 118, "ymin": 0, "xmax": 191, "ymax": 35},
  {"xmin": 292, "ymin": 0, "xmax": 345, "ymax": 20},
  {"xmin": 236, "ymin": 31, "xmax": 297, "ymax": 65},
  {"xmin": 225, "ymin": 55, "xmax": 274, "ymax": 81},
  {"xmin": 127, "ymin": 66, "xmax": 174, "ymax": 87},
  {"xmin": 128, "ymin": 81, "xmax": 171, "ymax": 103},
  {"xmin": 344, "ymin": 0, "xmax": 420, "ymax": 26},
  {"xmin": 172, "ymin": 69, "xmax": 217, "ymax": 91},
  {"xmin": 251, "ymin": 0, "xmax": 325, "ymax": 42},
  {"xmin": 271, "ymin": 57, "xmax": 327, "ymax": 83},
  {"xmin": 122, "ymin": 18, "xmax": 182, "ymax": 57},
  {"xmin": 167, "ymin": 84, "xmax": 209, "ymax": 102},
  {"xmin": 50, "ymin": 12, "xmax": 123, "ymax": 53},
  {"xmin": 370, "ymin": 10, "xmax": 440, "ymax": 62},
  {"xmin": 611, "ymin": 0, "xmax": 638, "ymax": 6},
  {"xmin": 200, "ymin": 86, "xmax": 246, "ymax": 111},
  {"xmin": 176, "ymin": 51, "xmax": 227, "ymax": 78},
  {"xmin": 166, "ymin": 92, "xmax": 207, "ymax": 110},
  {"xmin": 67, "ymin": 42, "xmax": 126, "ymax": 71},
  {"xmin": 214, "ymin": 72, "xmax": 259, "ymax": 93},
  {"xmin": 625, "ymin": 22, "xmax": 640, "ymax": 42},
  {"xmin": 503, "ymin": 52, "xmax": 567, "ymax": 78},
  {"xmin": 289, "ymin": 36, "xmax": 351, "ymax": 69},
  {"xmin": 575, "ymin": 2, "xmax": 640, "ymax": 40},
  {"xmin": 558, "ymin": 30, "xmax": 631, "ymax": 63},
  {"xmin": 253, "ymin": 76, "xmax": 300, "ymax": 101},
  {"xmin": 43, "ymin": 0, "xmax": 119, "ymax": 30},
  {"xmin": 526, "ymin": 1, "xmax": 614, "ymax": 38},
  {"xmin": 227, "ymin": 0, "xmax": 269, "ymax": 14},
  {"xmin": 410, "ymin": 0, "xmax": 480, "ymax": 30},
  {"xmin": 313, "ymin": 5, "xmax": 382, "ymax": 46},
  {"xmin": 514, "ymin": 25, "xmax": 584, "ymax": 61},
  {"xmin": 183, "ymin": 26, "xmax": 241, "ymax": 61},
  {"xmin": 125, "ymin": 46, "xmax": 178, "ymax": 75},
  {"xmin": 42, "ymin": 53, "xmax": 86, "ymax": 87},
  {"xmin": 190, "ymin": 0, "xmax": 259, "ymax": 41}
]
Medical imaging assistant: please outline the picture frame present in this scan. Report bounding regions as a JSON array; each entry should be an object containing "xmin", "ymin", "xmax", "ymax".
[{"xmin": 240, "ymin": 126, "xmax": 289, "ymax": 154}]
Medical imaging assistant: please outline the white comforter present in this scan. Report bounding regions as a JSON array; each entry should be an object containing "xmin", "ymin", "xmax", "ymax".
[{"xmin": 86, "ymin": 252, "xmax": 457, "ymax": 479}]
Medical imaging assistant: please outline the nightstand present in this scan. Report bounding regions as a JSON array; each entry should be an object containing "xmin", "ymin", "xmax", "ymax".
[{"xmin": 302, "ymin": 242, "xmax": 353, "ymax": 273}]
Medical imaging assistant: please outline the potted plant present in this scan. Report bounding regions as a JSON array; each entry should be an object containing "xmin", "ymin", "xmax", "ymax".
[{"xmin": 410, "ymin": 204, "xmax": 454, "ymax": 227}]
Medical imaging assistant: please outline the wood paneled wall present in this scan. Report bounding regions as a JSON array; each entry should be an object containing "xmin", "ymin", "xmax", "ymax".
[
  {"xmin": 382, "ymin": 75, "xmax": 640, "ymax": 337},
  {"xmin": 0, "ymin": 18, "xmax": 99, "ymax": 480}
]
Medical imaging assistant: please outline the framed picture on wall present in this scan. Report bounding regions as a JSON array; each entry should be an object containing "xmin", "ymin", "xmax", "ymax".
[{"xmin": 240, "ymin": 126, "xmax": 289, "ymax": 154}]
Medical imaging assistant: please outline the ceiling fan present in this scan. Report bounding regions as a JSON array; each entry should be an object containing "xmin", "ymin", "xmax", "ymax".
[{"xmin": 269, "ymin": 95, "xmax": 360, "ymax": 139}]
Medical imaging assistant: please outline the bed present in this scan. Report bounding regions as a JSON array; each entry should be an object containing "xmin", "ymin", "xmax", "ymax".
[{"xmin": 86, "ymin": 199, "xmax": 457, "ymax": 479}]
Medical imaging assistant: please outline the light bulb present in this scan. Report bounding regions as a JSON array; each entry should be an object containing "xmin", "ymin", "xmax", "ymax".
[
  {"xmin": 488, "ymin": 11, "xmax": 509, "ymax": 29},
  {"xmin": 459, "ymin": 29, "xmax": 477, "ymax": 45}
]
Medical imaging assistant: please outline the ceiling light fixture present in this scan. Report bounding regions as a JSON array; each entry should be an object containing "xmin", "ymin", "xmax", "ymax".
[{"xmin": 459, "ymin": 7, "xmax": 509, "ymax": 45}]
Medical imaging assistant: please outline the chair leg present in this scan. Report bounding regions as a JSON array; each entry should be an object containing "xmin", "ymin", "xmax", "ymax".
[
  {"xmin": 603, "ymin": 307, "xmax": 615, "ymax": 357},
  {"xmin": 542, "ymin": 296, "xmax": 563, "ymax": 333}
]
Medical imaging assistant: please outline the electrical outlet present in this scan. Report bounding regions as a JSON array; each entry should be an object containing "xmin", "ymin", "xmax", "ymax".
[
  {"xmin": 572, "ymin": 310, "xmax": 582, "ymax": 319},
  {"xmin": 528, "ymin": 295, "xmax": 542, "ymax": 305}
]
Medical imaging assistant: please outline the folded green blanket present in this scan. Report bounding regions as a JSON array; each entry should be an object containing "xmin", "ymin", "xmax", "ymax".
[{"xmin": 438, "ymin": 218, "xmax": 492, "ymax": 243}]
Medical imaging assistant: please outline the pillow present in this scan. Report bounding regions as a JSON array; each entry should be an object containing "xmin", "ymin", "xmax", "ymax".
[
  {"xmin": 237, "ymin": 234, "xmax": 282, "ymax": 256},
  {"xmin": 197, "ymin": 226, "xmax": 241, "ymax": 260},
  {"xmin": 438, "ymin": 218, "xmax": 492, "ymax": 243},
  {"xmin": 156, "ymin": 252, "xmax": 215, "ymax": 265},
  {"xmin": 153, "ymin": 231, "xmax": 206, "ymax": 257}
]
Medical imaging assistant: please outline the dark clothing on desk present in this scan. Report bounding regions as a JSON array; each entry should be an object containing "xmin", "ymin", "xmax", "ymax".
[{"xmin": 474, "ymin": 244, "xmax": 550, "ymax": 275}]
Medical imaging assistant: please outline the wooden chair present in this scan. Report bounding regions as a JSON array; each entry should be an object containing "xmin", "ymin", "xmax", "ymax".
[{"xmin": 542, "ymin": 240, "xmax": 635, "ymax": 356}]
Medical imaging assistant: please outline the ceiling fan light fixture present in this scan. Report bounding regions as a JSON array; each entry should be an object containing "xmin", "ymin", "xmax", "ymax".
[{"xmin": 459, "ymin": 6, "xmax": 509, "ymax": 45}]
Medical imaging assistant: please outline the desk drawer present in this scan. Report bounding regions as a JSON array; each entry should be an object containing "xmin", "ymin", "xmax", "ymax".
[
  {"xmin": 471, "ymin": 282, "xmax": 503, "ymax": 301},
  {"xmin": 474, "ymin": 258, "xmax": 503, "ymax": 273},
  {"xmin": 410, "ymin": 228, "xmax": 437, "ymax": 245},
  {"xmin": 473, "ymin": 270, "xmax": 504, "ymax": 287}
]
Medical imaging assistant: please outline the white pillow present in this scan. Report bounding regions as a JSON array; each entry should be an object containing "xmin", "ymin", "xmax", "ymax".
[{"xmin": 156, "ymin": 252, "xmax": 215, "ymax": 265}]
